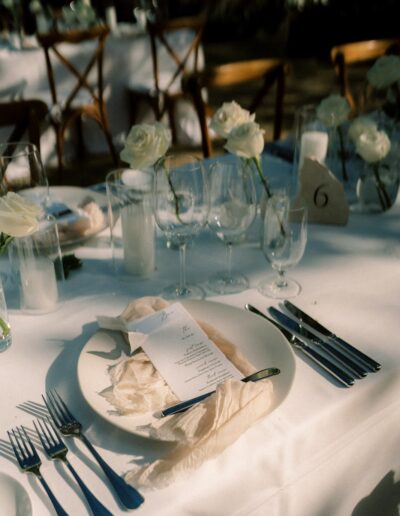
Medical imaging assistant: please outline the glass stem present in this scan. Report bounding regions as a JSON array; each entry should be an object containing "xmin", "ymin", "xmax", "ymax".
[
  {"xmin": 179, "ymin": 242, "xmax": 187, "ymax": 292},
  {"xmin": 226, "ymin": 242, "xmax": 233, "ymax": 280},
  {"xmin": 276, "ymin": 269, "xmax": 287, "ymax": 288}
]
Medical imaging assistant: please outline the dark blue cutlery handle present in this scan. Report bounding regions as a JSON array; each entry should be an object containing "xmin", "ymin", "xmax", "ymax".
[
  {"xmin": 66, "ymin": 461, "xmax": 112, "ymax": 516},
  {"xmin": 162, "ymin": 392, "xmax": 212, "ymax": 416},
  {"xmin": 38, "ymin": 476, "xmax": 69, "ymax": 516},
  {"xmin": 316, "ymin": 339, "xmax": 367, "ymax": 378},
  {"xmin": 80, "ymin": 433, "xmax": 144, "ymax": 509},
  {"xmin": 334, "ymin": 336, "xmax": 381, "ymax": 372},
  {"xmin": 300, "ymin": 344, "xmax": 354, "ymax": 387}
]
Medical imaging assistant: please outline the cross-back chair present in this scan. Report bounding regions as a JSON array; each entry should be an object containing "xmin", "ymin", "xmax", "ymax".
[
  {"xmin": 129, "ymin": 12, "xmax": 207, "ymax": 143},
  {"xmin": 331, "ymin": 38, "xmax": 400, "ymax": 111},
  {"xmin": 0, "ymin": 99, "xmax": 48, "ymax": 157},
  {"xmin": 183, "ymin": 58, "xmax": 288, "ymax": 158},
  {"xmin": 37, "ymin": 25, "xmax": 118, "ymax": 174}
]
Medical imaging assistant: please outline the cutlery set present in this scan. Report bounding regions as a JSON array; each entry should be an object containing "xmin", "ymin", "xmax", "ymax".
[
  {"xmin": 246, "ymin": 302, "xmax": 380, "ymax": 387},
  {"xmin": 8, "ymin": 391, "xmax": 144, "ymax": 515}
]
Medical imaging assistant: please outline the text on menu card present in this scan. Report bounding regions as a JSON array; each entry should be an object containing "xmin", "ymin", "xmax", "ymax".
[{"xmin": 129, "ymin": 303, "xmax": 243, "ymax": 400}]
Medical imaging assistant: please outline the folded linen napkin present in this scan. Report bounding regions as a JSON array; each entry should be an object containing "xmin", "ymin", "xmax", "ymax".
[
  {"xmin": 55, "ymin": 196, "xmax": 106, "ymax": 241},
  {"xmin": 100, "ymin": 296, "xmax": 274, "ymax": 489}
]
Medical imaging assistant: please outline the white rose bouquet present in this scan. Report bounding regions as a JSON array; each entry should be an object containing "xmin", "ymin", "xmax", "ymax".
[
  {"xmin": 210, "ymin": 101, "xmax": 255, "ymax": 138},
  {"xmin": 0, "ymin": 192, "xmax": 43, "ymax": 254},
  {"xmin": 367, "ymin": 55, "xmax": 400, "ymax": 122},
  {"xmin": 317, "ymin": 94, "xmax": 351, "ymax": 182},
  {"xmin": 120, "ymin": 122, "xmax": 172, "ymax": 170}
]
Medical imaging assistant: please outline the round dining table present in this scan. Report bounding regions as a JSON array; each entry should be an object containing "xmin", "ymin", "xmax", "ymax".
[{"xmin": 0, "ymin": 153, "xmax": 399, "ymax": 515}]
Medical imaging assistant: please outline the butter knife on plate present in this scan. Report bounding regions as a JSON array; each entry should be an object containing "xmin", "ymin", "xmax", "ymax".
[
  {"xmin": 160, "ymin": 367, "xmax": 280, "ymax": 417},
  {"xmin": 245, "ymin": 304, "xmax": 354, "ymax": 387},
  {"xmin": 283, "ymin": 300, "xmax": 381, "ymax": 372}
]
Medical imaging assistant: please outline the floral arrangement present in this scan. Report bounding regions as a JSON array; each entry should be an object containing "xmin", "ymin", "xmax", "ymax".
[
  {"xmin": 120, "ymin": 122, "xmax": 172, "ymax": 170},
  {"xmin": 0, "ymin": 192, "xmax": 42, "ymax": 255},
  {"xmin": 210, "ymin": 101, "xmax": 272, "ymax": 198},
  {"xmin": 367, "ymin": 55, "xmax": 400, "ymax": 121}
]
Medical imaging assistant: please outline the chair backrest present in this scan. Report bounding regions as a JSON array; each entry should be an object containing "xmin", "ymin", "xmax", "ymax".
[
  {"xmin": 37, "ymin": 25, "xmax": 110, "ymax": 113},
  {"xmin": 183, "ymin": 58, "xmax": 288, "ymax": 157},
  {"xmin": 330, "ymin": 38, "xmax": 400, "ymax": 110},
  {"xmin": 0, "ymin": 99, "xmax": 48, "ymax": 156},
  {"xmin": 147, "ymin": 13, "xmax": 206, "ymax": 102}
]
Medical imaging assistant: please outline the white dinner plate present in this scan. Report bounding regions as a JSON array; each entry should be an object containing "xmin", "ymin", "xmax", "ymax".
[
  {"xmin": 22, "ymin": 186, "xmax": 108, "ymax": 247},
  {"xmin": 0, "ymin": 473, "xmax": 32, "ymax": 516},
  {"xmin": 77, "ymin": 300, "xmax": 296, "ymax": 439}
]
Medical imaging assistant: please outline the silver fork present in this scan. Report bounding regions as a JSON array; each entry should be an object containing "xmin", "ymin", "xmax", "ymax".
[
  {"xmin": 34, "ymin": 418, "xmax": 112, "ymax": 516},
  {"xmin": 7, "ymin": 425, "xmax": 68, "ymax": 516},
  {"xmin": 43, "ymin": 390, "xmax": 144, "ymax": 509}
]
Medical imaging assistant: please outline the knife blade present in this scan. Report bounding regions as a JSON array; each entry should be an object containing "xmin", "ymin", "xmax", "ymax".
[
  {"xmin": 160, "ymin": 367, "xmax": 280, "ymax": 417},
  {"xmin": 268, "ymin": 306, "xmax": 368, "ymax": 379},
  {"xmin": 245, "ymin": 304, "xmax": 354, "ymax": 387},
  {"xmin": 283, "ymin": 300, "xmax": 381, "ymax": 372}
]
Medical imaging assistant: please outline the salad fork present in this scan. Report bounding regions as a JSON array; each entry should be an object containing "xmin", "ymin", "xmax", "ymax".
[
  {"xmin": 43, "ymin": 390, "xmax": 144, "ymax": 509},
  {"xmin": 34, "ymin": 418, "xmax": 112, "ymax": 516},
  {"xmin": 8, "ymin": 425, "xmax": 68, "ymax": 516}
]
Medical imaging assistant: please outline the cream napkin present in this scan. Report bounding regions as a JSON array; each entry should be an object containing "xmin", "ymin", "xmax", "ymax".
[
  {"xmin": 101, "ymin": 296, "xmax": 274, "ymax": 489},
  {"xmin": 57, "ymin": 197, "xmax": 106, "ymax": 241}
]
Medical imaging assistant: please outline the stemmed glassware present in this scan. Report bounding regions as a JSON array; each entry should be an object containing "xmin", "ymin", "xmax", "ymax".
[
  {"xmin": 153, "ymin": 154, "xmax": 209, "ymax": 299},
  {"xmin": 258, "ymin": 193, "xmax": 308, "ymax": 299},
  {"xmin": 0, "ymin": 142, "xmax": 48, "ymax": 206},
  {"xmin": 207, "ymin": 160, "xmax": 257, "ymax": 294}
]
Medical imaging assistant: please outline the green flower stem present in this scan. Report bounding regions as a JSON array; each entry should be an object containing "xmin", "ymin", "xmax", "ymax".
[
  {"xmin": 337, "ymin": 125, "xmax": 349, "ymax": 182},
  {"xmin": 372, "ymin": 163, "xmax": 392, "ymax": 211},
  {"xmin": 0, "ymin": 233, "xmax": 13, "ymax": 256},
  {"xmin": 166, "ymin": 173, "xmax": 185, "ymax": 224},
  {"xmin": 253, "ymin": 157, "xmax": 272, "ymax": 199},
  {"xmin": 0, "ymin": 317, "xmax": 10, "ymax": 339}
]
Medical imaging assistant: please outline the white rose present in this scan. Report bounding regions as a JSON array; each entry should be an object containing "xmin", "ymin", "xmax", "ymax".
[
  {"xmin": 0, "ymin": 192, "xmax": 42, "ymax": 238},
  {"xmin": 316, "ymin": 94, "xmax": 351, "ymax": 127},
  {"xmin": 356, "ymin": 128, "xmax": 391, "ymax": 163},
  {"xmin": 224, "ymin": 121, "xmax": 265, "ymax": 159},
  {"xmin": 120, "ymin": 122, "xmax": 171, "ymax": 170},
  {"xmin": 209, "ymin": 101, "xmax": 255, "ymax": 138},
  {"xmin": 348, "ymin": 116, "xmax": 378, "ymax": 144},
  {"xmin": 367, "ymin": 55, "xmax": 400, "ymax": 89}
]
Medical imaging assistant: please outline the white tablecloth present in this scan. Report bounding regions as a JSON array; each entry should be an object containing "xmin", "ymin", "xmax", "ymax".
[
  {"xmin": 0, "ymin": 26, "xmax": 203, "ymax": 162},
  {"xmin": 0, "ymin": 155, "xmax": 399, "ymax": 515}
]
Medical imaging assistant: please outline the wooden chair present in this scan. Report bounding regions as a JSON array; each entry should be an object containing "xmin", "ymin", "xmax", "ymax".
[
  {"xmin": 182, "ymin": 58, "xmax": 288, "ymax": 158},
  {"xmin": 128, "ymin": 12, "xmax": 207, "ymax": 143},
  {"xmin": 37, "ymin": 25, "xmax": 118, "ymax": 174},
  {"xmin": 0, "ymin": 99, "xmax": 48, "ymax": 157},
  {"xmin": 331, "ymin": 38, "xmax": 400, "ymax": 111}
]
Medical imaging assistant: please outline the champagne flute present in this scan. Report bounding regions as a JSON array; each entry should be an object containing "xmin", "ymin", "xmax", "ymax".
[
  {"xmin": 0, "ymin": 142, "xmax": 48, "ymax": 206},
  {"xmin": 207, "ymin": 160, "xmax": 257, "ymax": 294},
  {"xmin": 154, "ymin": 154, "xmax": 209, "ymax": 299},
  {"xmin": 258, "ymin": 193, "xmax": 307, "ymax": 299}
]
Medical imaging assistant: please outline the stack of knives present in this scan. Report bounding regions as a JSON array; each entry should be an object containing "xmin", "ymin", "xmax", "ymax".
[{"xmin": 246, "ymin": 301, "xmax": 381, "ymax": 387}]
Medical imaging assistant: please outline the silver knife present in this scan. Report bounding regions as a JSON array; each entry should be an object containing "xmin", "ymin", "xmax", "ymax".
[
  {"xmin": 268, "ymin": 306, "xmax": 368, "ymax": 379},
  {"xmin": 283, "ymin": 300, "xmax": 381, "ymax": 372},
  {"xmin": 245, "ymin": 304, "xmax": 354, "ymax": 387},
  {"xmin": 160, "ymin": 367, "xmax": 280, "ymax": 417}
]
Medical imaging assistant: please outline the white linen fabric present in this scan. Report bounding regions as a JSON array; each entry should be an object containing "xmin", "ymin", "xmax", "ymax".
[{"xmin": 101, "ymin": 296, "xmax": 274, "ymax": 488}]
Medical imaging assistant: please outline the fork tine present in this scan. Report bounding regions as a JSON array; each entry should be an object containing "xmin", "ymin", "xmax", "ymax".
[
  {"xmin": 21, "ymin": 427, "xmax": 39, "ymax": 460},
  {"xmin": 53, "ymin": 390, "xmax": 76, "ymax": 422},
  {"xmin": 42, "ymin": 393, "xmax": 62, "ymax": 427},
  {"xmin": 7, "ymin": 430, "xmax": 23, "ymax": 466},
  {"xmin": 33, "ymin": 419, "xmax": 50, "ymax": 450}
]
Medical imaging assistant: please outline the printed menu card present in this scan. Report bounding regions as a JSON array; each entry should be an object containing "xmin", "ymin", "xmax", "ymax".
[{"xmin": 127, "ymin": 303, "xmax": 243, "ymax": 400}]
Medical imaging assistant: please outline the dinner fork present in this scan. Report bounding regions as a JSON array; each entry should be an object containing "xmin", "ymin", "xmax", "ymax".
[
  {"xmin": 7, "ymin": 425, "xmax": 68, "ymax": 516},
  {"xmin": 34, "ymin": 418, "xmax": 112, "ymax": 516},
  {"xmin": 43, "ymin": 390, "xmax": 144, "ymax": 509}
]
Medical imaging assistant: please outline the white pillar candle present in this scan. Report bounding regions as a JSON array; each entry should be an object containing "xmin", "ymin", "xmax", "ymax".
[
  {"xmin": 105, "ymin": 6, "xmax": 117, "ymax": 32},
  {"xmin": 121, "ymin": 203, "xmax": 155, "ymax": 276},
  {"xmin": 299, "ymin": 130, "xmax": 329, "ymax": 171},
  {"xmin": 20, "ymin": 257, "xmax": 58, "ymax": 311}
]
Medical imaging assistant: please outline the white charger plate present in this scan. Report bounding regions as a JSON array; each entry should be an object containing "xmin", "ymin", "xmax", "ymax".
[
  {"xmin": 0, "ymin": 473, "xmax": 32, "ymax": 516},
  {"xmin": 22, "ymin": 186, "xmax": 108, "ymax": 247},
  {"xmin": 77, "ymin": 300, "xmax": 296, "ymax": 439}
]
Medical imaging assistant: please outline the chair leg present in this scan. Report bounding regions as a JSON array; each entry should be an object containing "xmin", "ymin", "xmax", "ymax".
[
  {"xmin": 165, "ymin": 97, "xmax": 178, "ymax": 145},
  {"xmin": 53, "ymin": 123, "xmax": 64, "ymax": 182}
]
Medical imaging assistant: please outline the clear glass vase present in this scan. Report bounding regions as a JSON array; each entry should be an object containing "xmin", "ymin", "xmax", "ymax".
[
  {"xmin": 0, "ymin": 276, "xmax": 11, "ymax": 352},
  {"xmin": 355, "ymin": 162, "xmax": 399, "ymax": 213}
]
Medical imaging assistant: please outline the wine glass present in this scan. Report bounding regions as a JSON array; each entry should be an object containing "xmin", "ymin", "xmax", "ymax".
[
  {"xmin": 258, "ymin": 193, "xmax": 307, "ymax": 299},
  {"xmin": 207, "ymin": 160, "xmax": 257, "ymax": 294},
  {"xmin": 0, "ymin": 142, "xmax": 48, "ymax": 207},
  {"xmin": 153, "ymin": 154, "xmax": 209, "ymax": 299}
]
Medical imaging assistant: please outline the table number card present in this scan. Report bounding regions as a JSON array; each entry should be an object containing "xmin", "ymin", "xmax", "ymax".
[
  {"xmin": 294, "ymin": 157, "xmax": 349, "ymax": 225},
  {"xmin": 129, "ymin": 303, "xmax": 243, "ymax": 400}
]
